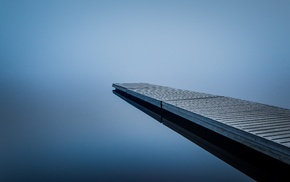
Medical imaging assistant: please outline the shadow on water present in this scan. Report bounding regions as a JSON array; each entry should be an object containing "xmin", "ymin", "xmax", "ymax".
[{"xmin": 113, "ymin": 89, "xmax": 290, "ymax": 181}]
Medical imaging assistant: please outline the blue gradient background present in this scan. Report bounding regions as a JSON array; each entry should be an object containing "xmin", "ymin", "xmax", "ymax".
[{"xmin": 1, "ymin": 0, "xmax": 290, "ymax": 181}]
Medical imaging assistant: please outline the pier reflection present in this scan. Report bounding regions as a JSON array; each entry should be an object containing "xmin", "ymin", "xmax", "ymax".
[{"xmin": 113, "ymin": 89, "xmax": 290, "ymax": 181}]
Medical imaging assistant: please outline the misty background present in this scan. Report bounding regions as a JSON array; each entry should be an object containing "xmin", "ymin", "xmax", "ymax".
[
  {"xmin": 1, "ymin": 0, "xmax": 290, "ymax": 108},
  {"xmin": 1, "ymin": 0, "xmax": 290, "ymax": 181}
]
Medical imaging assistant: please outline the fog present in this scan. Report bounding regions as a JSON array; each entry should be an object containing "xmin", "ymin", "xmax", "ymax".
[
  {"xmin": 1, "ymin": 0, "xmax": 290, "ymax": 108},
  {"xmin": 1, "ymin": 1, "xmax": 290, "ymax": 181}
]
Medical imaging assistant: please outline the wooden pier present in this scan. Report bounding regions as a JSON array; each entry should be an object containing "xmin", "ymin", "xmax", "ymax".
[{"xmin": 113, "ymin": 83, "xmax": 290, "ymax": 165}]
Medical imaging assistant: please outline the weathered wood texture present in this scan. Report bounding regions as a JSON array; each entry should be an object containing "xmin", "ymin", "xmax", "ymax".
[{"xmin": 113, "ymin": 83, "xmax": 290, "ymax": 165}]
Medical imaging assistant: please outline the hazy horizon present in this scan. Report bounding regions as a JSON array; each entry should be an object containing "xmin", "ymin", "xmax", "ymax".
[{"xmin": 1, "ymin": 0, "xmax": 290, "ymax": 109}]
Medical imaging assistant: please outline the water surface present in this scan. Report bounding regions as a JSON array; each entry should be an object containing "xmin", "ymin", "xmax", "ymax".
[{"xmin": 1, "ymin": 80, "xmax": 254, "ymax": 181}]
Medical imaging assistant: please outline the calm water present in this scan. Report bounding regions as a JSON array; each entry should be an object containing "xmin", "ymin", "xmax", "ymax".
[{"xmin": 1, "ymin": 80, "xmax": 253, "ymax": 181}]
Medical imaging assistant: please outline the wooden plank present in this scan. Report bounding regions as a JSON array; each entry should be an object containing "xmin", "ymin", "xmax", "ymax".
[
  {"xmin": 113, "ymin": 88, "xmax": 290, "ymax": 181},
  {"xmin": 112, "ymin": 83, "xmax": 290, "ymax": 165}
]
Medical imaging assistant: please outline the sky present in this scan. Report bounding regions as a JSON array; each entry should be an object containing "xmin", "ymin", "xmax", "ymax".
[{"xmin": 1, "ymin": 0, "xmax": 290, "ymax": 107}]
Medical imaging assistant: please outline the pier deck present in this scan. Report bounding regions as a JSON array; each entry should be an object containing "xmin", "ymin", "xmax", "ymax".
[{"xmin": 112, "ymin": 83, "xmax": 290, "ymax": 165}]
